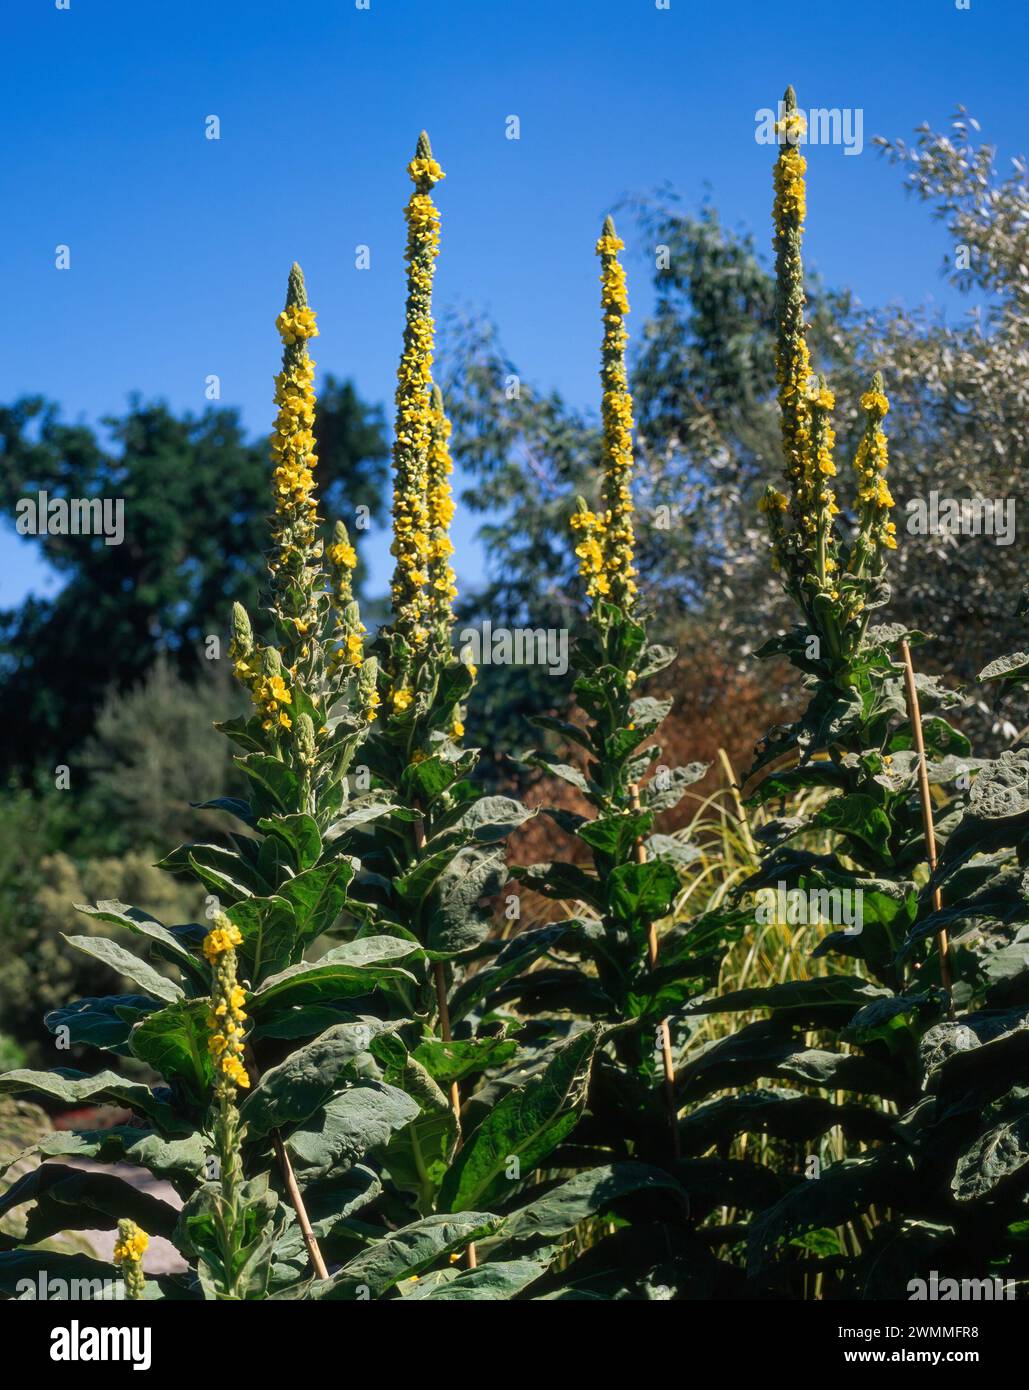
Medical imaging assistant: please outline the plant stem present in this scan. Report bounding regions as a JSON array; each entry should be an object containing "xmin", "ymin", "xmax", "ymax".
[
  {"xmin": 630, "ymin": 781, "xmax": 681, "ymax": 1160},
  {"xmin": 413, "ymin": 813, "xmax": 473, "ymax": 1266}
]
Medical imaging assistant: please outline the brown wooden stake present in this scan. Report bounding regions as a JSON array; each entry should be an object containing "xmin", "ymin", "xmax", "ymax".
[
  {"xmin": 717, "ymin": 748, "xmax": 757, "ymax": 860},
  {"xmin": 273, "ymin": 1131, "xmax": 330, "ymax": 1280},
  {"xmin": 630, "ymin": 783, "xmax": 682, "ymax": 1160},
  {"xmin": 899, "ymin": 640, "xmax": 954, "ymax": 999},
  {"xmin": 244, "ymin": 1044, "xmax": 329, "ymax": 1280}
]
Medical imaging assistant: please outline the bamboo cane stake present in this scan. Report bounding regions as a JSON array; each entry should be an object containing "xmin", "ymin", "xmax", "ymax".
[
  {"xmin": 630, "ymin": 782, "xmax": 682, "ymax": 1160},
  {"xmin": 718, "ymin": 747, "xmax": 758, "ymax": 860},
  {"xmin": 273, "ymin": 1132, "xmax": 329, "ymax": 1280},
  {"xmin": 899, "ymin": 640, "xmax": 954, "ymax": 999},
  {"xmin": 245, "ymin": 1044, "xmax": 329, "ymax": 1280}
]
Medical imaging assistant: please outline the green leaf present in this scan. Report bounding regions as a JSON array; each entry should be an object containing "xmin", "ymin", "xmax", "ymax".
[
  {"xmin": 375, "ymin": 1056, "xmax": 457, "ymax": 1215},
  {"xmin": 14, "ymin": 1127, "xmax": 207, "ymax": 1197},
  {"xmin": 747, "ymin": 1152, "xmax": 912, "ymax": 1275},
  {"xmin": 686, "ymin": 977, "xmax": 893, "ymax": 1027},
  {"xmin": 62, "ymin": 935, "xmax": 183, "ymax": 1004},
  {"xmin": 402, "ymin": 1259, "xmax": 546, "ymax": 1300},
  {"xmin": 0, "ymin": 1250, "xmax": 137, "ymax": 1300},
  {"xmin": 252, "ymin": 938, "xmax": 419, "ymax": 1013},
  {"xmin": 980, "ymin": 650, "xmax": 1029, "ymax": 689},
  {"xmin": 607, "ymin": 860, "xmax": 680, "ymax": 929},
  {"xmin": 637, "ymin": 643, "xmax": 677, "ymax": 680},
  {"xmin": 74, "ymin": 901, "xmax": 206, "ymax": 987},
  {"xmin": 278, "ymin": 860, "xmax": 355, "ymax": 942},
  {"xmin": 812, "ymin": 794, "xmax": 892, "ymax": 856},
  {"xmin": 493, "ymin": 1162, "xmax": 687, "ymax": 1257},
  {"xmin": 425, "ymin": 846, "xmax": 508, "ymax": 956},
  {"xmin": 44, "ymin": 995, "xmax": 160, "ymax": 1050},
  {"xmin": 577, "ymin": 810, "xmax": 653, "ymax": 859},
  {"xmin": 0, "ymin": 1164, "xmax": 179, "ymax": 1249},
  {"xmin": 439, "ymin": 795, "xmax": 534, "ymax": 844},
  {"xmin": 192, "ymin": 796, "xmax": 256, "ymax": 826},
  {"xmin": 411, "ymin": 1037, "xmax": 519, "ymax": 1085},
  {"xmin": 438, "ymin": 1027, "xmax": 600, "ymax": 1212},
  {"xmin": 0, "ymin": 1069, "xmax": 190, "ymax": 1134},
  {"xmin": 129, "ymin": 1000, "xmax": 212, "ymax": 1105},
  {"xmin": 240, "ymin": 1022, "xmax": 397, "ymax": 1138},
  {"xmin": 235, "ymin": 754, "xmax": 301, "ymax": 811},
  {"xmin": 677, "ymin": 1020, "xmax": 905, "ymax": 1103},
  {"xmin": 287, "ymin": 1081, "xmax": 420, "ymax": 1178},
  {"xmin": 227, "ymin": 896, "xmax": 297, "ymax": 983},
  {"xmin": 522, "ymin": 755, "xmax": 590, "ymax": 794},
  {"xmin": 310, "ymin": 1212, "xmax": 501, "ymax": 1300},
  {"xmin": 952, "ymin": 1114, "xmax": 1029, "ymax": 1202},
  {"xmin": 527, "ymin": 714, "xmax": 594, "ymax": 751},
  {"xmin": 450, "ymin": 921, "xmax": 581, "ymax": 1022},
  {"xmin": 256, "ymin": 814, "xmax": 323, "ymax": 872},
  {"xmin": 511, "ymin": 862, "xmax": 603, "ymax": 912}
]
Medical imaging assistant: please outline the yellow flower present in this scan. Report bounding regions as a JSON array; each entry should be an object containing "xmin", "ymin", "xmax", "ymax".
[
  {"xmin": 392, "ymin": 687, "xmax": 413, "ymax": 713},
  {"xmin": 113, "ymin": 1226, "xmax": 149, "ymax": 1265},
  {"xmin": 203, "ymin": 921, "xmax": 243, "ymax": 962},
  {"xmin": 859, "ymin": 389, "xmax": 889, "ymax": 417},
  {"xmin": 328, "ymin": 540, "xmax": 357, "ymax": 569},
  {"xmin": 275, "ymin": 304, "xmax": 319, "ymax": 345},
  {"xmin": 758, "ymin": 488, "xmax": 789, "ymax": 514},
  {"xmin": 450, "ymin": 718, "xmax": 465, "ymax": 739},
  {"xmin": 113, "ymin": 1219, "xmax": 148, "ymax": 1299}
]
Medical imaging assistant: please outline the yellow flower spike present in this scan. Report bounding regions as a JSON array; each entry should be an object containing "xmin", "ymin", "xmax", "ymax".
[
  {"xmin": 269, "ymin": 263, "xmax": 323, "ymax": 681},
  {"xmin": 203, "ymin": 911, "xmax": 249, "ymax": 1099},
  {"xmin": 112, "ymin": 1218, "xmax": 148, "ymax": 1300},
  {"xmin": 358, "ymin": 656, "xmax": 381, "ymax": 724},
  {"xmin": 849, "ymin": 371, "xmax": 897, "ymax": 572},
  {"xmin": 326, "ymin": 517, "xmax": 369, "ymax": 683},
  {"xmin": 389, "ymin": 132, "xmax": 445, "ymax": 677},
  {"xmin": 593, "ymin": 215, "xmax": 638, "ymax": 613},
  {"xmin": 773, "ymin": 86, "xmax": 814, "ymax": 510}
]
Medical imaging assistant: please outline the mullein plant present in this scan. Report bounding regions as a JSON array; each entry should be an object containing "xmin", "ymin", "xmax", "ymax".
[
  {"xmin": 901, "ymin": 590, "xmax": 1029, "ymax": 1297},
  {"xmin": 0, "ymin": 152, "xmax": 669, "ymax": 1303},
  {"xmin": 313, "ymin": 140, "xmax": 665, "ymax": 1291},
  {"xmin": 0, "ymin": 263, "xmax": 502, "ymax": 1300},
  {"xmin": 672, "ymin": 86, "xmax": 1008, "ymax": 1297},
  {"xmin": 461, "ymin": 218, "xmax": 750, "ymax": 1297}
]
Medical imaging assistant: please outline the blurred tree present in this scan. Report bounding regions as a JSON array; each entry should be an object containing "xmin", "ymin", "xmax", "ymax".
[
  {"xmin": 78, "ymin": 657, "xmax": 248, "ymax": 856},
  {"xmin": 0, "ymin": 376, "xmax": 388, "ymax": 777}
]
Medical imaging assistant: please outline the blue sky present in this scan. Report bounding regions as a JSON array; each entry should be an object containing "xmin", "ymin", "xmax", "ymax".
[{"xmin": 2, "ymin": 0, "xmax": 1025, "ymax": 606}]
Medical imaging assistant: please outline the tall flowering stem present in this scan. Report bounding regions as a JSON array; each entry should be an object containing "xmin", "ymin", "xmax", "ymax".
[
  {"xmin": 387, "ymin": 132, "xmax": 445, "ymax": 704},
  {"xmin": 769, "ymin": 86, "xmax": 845, "ymax": 651},
  {"xmin": 596, "ymin": 216, "xmax": 638, "ymax": 612},
  {"xmin": 570, "ymin": 217, "xmax": 638, "ymax": 615},
  {"xmin": 848, "ymin": 372, "xmax": 897, "ymax": 584},
  {"xmin": 112, "ymin": 1219, "xmax": 148, "ymax": 1300},
  {"xmin": 270, "ymin": 264, "xmax": 322, "ymax": 683},
  {"xmin": 203, "ymin": 913, "xmax": 251, "ymax": 1300}
]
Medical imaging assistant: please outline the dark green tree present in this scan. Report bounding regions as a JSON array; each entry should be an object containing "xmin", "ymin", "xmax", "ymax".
[{"xmin": 0, "ymin": 377, "xmax": 388, "ymax": 776}]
